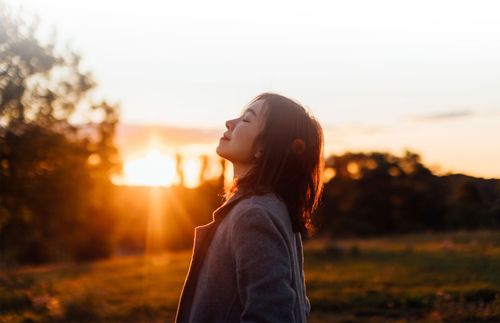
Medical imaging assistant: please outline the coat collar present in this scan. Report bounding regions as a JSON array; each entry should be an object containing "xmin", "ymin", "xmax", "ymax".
[
  {"xmin": 211, "ymin": 188, "xmax": 249, "ymax": 222},
  {"xmin": 193, "ymin": 187, "xmax": 249, "ymax": 241}
]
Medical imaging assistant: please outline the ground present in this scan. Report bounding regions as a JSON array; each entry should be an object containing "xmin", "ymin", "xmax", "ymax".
[{"xmin": 1, "ymin": 230, "xmax": 499, "ymax": 322}]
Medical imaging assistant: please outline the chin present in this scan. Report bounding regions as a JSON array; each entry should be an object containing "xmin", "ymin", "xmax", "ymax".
[
  {"xmin": 216, "ymin": 147, "xmax": 234, "ymax": 164},
  {"xmin": 215, "ymin": 145, "xmax": 226, "ymax": 159}
]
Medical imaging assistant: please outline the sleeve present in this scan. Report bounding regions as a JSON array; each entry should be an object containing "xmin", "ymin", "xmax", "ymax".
[{"xmin": 231, "ymin": 207, "xmax": 296, "ymax": 323}]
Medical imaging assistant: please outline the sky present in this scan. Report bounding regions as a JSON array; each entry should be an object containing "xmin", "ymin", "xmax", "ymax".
[{"xmin": 5, "ymin": 0, "xmax": 500, "ymax": 180}]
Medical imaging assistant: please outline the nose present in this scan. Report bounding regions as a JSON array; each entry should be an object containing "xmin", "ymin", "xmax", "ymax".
[{"xmin": 225, "ymin": 118, "xmax": 236, "ymax": 130}]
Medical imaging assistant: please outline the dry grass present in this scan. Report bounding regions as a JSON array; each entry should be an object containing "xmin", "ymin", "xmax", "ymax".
[{"xmin": 1, "ymin": 229, "xmax": 499, "ymax": 322}]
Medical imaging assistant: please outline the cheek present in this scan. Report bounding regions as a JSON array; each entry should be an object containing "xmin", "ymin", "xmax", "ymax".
[
  {"xmin": 233, "ymin": 127, "xmax": 258, "ymax": 153},
  {"xmin": 238, "ymin": 126, "xmax": 259, "ymax": 146}
]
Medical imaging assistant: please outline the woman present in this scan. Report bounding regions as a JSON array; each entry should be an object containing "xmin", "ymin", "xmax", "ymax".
[{"xmin": 175, "ymin": 93, "xmax": 324, "ymax": 323}]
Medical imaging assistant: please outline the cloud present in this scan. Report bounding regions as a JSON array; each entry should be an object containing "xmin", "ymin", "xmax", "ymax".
[{"xmin": 408, "ymin": 110, "xmax": 476, "ymax": 122}]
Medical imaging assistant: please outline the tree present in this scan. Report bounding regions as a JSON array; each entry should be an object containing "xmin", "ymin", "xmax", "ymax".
[
  {"xmin": 445, "ymin": 180, "xmax": 489, "ymax": 229},
  {"xmin": 315, "ymin": 150, "xmax": 447, "ymax": 237},
  {"xmin": 0, "ymin": 2, "xmax": 122, "ymax": 264}
]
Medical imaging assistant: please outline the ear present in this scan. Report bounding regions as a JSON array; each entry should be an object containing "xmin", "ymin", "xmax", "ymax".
[{"xmin": 254, "ymin": 143, "xmax": 264, "ymax": 159}]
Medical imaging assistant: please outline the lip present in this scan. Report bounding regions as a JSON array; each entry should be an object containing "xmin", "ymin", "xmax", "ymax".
[{"xmin": 220, "ymin": 136, "xmax": 229, "ymax": 141}]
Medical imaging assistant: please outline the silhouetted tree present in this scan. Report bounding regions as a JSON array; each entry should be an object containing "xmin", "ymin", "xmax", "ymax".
[
  {"xmin": 0, "ymin": 3, "xmax": 121, "ymax": 264},
  {"xmin": 445, "ymin": 180, "xmax": 489, "ymax": 229},
  {"xmin": 219, "ymin": 158, "xmax": 227, "ymax": 187},
  {"xmin": 199, "ymin": 154, "xmax": 209, "ymax": 185},
  {"xmin": 175, "ymin": 152, "xmax": 184, "ymax": 187},
  {"xmin": 315, "ymin": 150, "xmax": 447, "ymax": 237}
]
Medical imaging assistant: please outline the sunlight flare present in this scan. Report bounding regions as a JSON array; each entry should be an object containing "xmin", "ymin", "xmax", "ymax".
[{"xmin": 114, "ymin": 149, "xmax": 177, "ymax": 187}]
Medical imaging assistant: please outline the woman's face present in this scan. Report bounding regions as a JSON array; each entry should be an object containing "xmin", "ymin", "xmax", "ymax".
[{"xmin": 216, "ymin": 99, "xmax": 267, "ymax": 165}]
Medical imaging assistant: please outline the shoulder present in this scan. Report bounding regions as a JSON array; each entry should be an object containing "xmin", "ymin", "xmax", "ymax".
[
  {"xmin": 239, "ymin": 191, "xmax": 286, "ymax": 211},
  {"xmin": 227, "ymin": 192, "xmax": 292, "ymax": 233}
]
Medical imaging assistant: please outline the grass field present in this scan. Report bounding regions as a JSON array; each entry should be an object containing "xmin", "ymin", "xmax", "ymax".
[{"xmin": 1, "ymin": 230, "xmax": 499, "ymax": 322}]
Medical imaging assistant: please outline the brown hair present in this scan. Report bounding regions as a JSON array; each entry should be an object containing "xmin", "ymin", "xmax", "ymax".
[{"xmin": 221, "ymin": 92, "xmax": 324, "ymax": 237}]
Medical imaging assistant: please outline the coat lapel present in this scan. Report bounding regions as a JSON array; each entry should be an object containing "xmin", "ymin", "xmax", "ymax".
[
  {"xmin": 192, "ymin": 188, "xmax": 247, "ymax": 244},
  {"xmin": 175, "ymin": 189, "xmax": 248, "ymax": 322}
]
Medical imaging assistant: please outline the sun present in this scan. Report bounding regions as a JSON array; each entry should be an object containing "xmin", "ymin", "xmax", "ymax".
[{"xmin": 114, "ymin": 149, "xmax": 178, "ymax": 187}]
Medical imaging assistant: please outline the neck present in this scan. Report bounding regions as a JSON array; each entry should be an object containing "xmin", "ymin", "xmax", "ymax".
[{"xmin": 232, "ymin": 162, "xmax": 253, "ymax": 181}]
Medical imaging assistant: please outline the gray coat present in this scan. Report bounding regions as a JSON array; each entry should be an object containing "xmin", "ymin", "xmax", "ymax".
[{"xmin": 174, "ymin": 188, "xmax": 311, "ymax": 323}]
